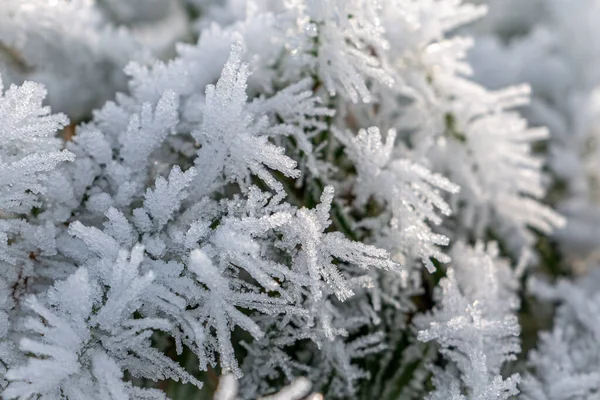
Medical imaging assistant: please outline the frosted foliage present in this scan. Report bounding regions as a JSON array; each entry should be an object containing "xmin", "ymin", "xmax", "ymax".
[
  {"xmin": 4, "ymin": 242, "xmax": 202, "ymax": 397},
  {"xmin": 335, "ymin": 126, "xmax": 459, "ymax": 272},
  {"xmin": 0, "ymin": 0, "xmax": 574, "ymax": 398},
  {"xmin": 194, "ymin": 43, "xmax": 300, "ymax": 195},
  {"xmin": 281, "ymin": 185, "xmax": 398, "ymax": 302},
  {"xmin": 468, "ymin": 0, "xmax": 600, "ymax": 259},
  {"xmin": 465, "ymin": 3, "xmax": 600, "ymax": 395},
  {"xmin": 467, "ymin": 2, "xmax": 600, "ymax": 392},
  {"xmin": 370, "ymin": 0, "xmax": 565, "ymax": 257},
  {"xmin": 188, "ymin": 249, "xmax": 270, "ymax": 376},
  {"xmin": 144, "ymin": 166, "xmax": 196, "ymax": 229},
  {"xmin": 2, "ymin": 35, "xmax": 403, "ymax": 394},
  {"xmin": 119, "ymin": 90, "xmax": 179, "ymax": 171},
  {"xmin": 0, "ymin": 75, "xmax": 72, "ymax": 214},
  {"xmin": 296, "ymin": 0, "xmax": 395, "ymax": 103},
  {"xmin": 522, "ymin": 269, "xmax": 600, "ymax": 400},
  {"xmin": 434, "ymin": 86, "xmax": 565, "ymax": 251},
  {"xmin": 416, "ymin": 242, "xmax": 521, "ymax": 400}
]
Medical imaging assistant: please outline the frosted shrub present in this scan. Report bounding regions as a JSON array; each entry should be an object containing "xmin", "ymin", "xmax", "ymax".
[{"xmin": 1, "ymin": 0, "xmax": 589, "ymax": 399}]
